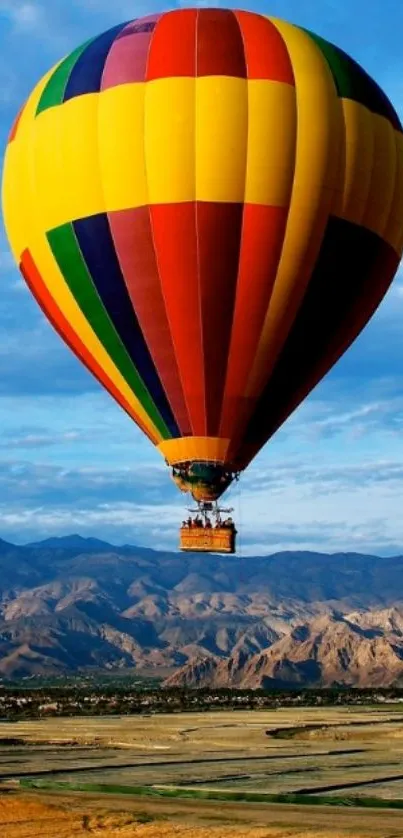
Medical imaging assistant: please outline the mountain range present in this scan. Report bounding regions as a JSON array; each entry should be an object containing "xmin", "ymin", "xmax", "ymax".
[{"xmin": 1, "ymin": 535, "xmax": 403, "ymax": 686}]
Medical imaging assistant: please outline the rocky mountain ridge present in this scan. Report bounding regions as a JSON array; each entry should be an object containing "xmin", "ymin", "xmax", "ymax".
[
  {"xmin": 164, "ymin": 609, "xmax": 403, "ymax": 689},
  {"xmin": 0, "ymin": 535, "xmax": 403, "ymax": 684}
]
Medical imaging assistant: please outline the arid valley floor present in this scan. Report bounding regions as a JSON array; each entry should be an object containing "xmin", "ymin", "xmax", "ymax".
[{"xmin": 2, "ymin": 707, "xmax": 403, "ymax": 837}]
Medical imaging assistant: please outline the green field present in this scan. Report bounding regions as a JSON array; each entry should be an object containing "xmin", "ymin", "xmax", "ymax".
[{"xmin": 18, "ymin": 777, "xmax": 403, "ymax": 811}]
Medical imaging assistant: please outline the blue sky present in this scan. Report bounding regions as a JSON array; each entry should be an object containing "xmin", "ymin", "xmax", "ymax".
[{"xmin": 1, "ymin": 0, "xmax": 403, "ymax": 555}]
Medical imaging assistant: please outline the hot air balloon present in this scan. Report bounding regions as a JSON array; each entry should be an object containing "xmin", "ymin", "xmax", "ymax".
[{"xmin": 3, "ymin": 8, "xmax": 403, "ymax": 554}]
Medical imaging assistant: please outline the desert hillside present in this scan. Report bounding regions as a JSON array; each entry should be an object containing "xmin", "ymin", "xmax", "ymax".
[
  {"xmin": 165, "ymin": 609, "xmax": 403, "ymax": 688},
  {"xmin": 1, "ymin": 535, "xmax": 403, "ymax": 684}
]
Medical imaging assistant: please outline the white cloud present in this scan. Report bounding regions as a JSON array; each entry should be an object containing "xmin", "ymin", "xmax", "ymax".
[
  {"xmin": 0, "ymin": 1, "xmax": 83, "ymax": 61},
  {"xmin": 13, "ymin": 3, "xmax": 41, "ymax": 26},
  {"xmin": 0, "ymin": 430, "xmax": 83, "ymax": 450},
  {"xmin": 0, "ymin": 378, "xmax": 403, "ymax": 554},
  {"xmin": 0, "ymin": 498, "xmax": 182, "ymax": 549},
  {"xmin": 0, "ymin": 1, "xmax": 43, "ymax": 30},
  {"xmin": 296, "ymin": 397, "xmax": 403, "ymax": 442},
  {"xmin": 230, "ymin": 458, "xmax": 403, "ymax": 556},
  {"xmin": 1, "ymin": 450, "xmax": 403, "ymax": 556}
]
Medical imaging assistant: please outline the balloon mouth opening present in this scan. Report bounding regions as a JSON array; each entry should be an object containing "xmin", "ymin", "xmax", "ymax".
[{"xmin": 171, "ymin": 461, "xmax": 235, "ymax": 502}]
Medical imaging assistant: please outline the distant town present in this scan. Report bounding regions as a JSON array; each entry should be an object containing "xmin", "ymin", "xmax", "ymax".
[{"xmin": 2, "ymin": 678, "xmax": 403, "ymax": 721}]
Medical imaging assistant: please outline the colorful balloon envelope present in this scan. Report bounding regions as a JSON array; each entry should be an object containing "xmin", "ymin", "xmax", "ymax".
[{"xmin": 3, "ymin": 8, "xmax": 403, "ymax": 550}]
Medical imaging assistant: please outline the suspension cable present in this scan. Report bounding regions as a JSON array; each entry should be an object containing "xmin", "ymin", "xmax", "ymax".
[{"xmin": 236, "ymin": 474, "xmax": 243, "ymax": 559}]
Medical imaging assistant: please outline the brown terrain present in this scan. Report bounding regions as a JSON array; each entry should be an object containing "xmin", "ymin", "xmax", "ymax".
[
  {"xmin": 3, "ymin": 793, "xmax": 403, "ymax": 838},
  {"xmin": 2, "ymin": 536, "xmax": 403, "ymax": 685},
  {"xmin": 166, "ymin": 609, "xmax": 403, "ymax": 688},
  {"xmin": 3, "ymin": 708, "xmax": 403, "ymax": 837}
]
